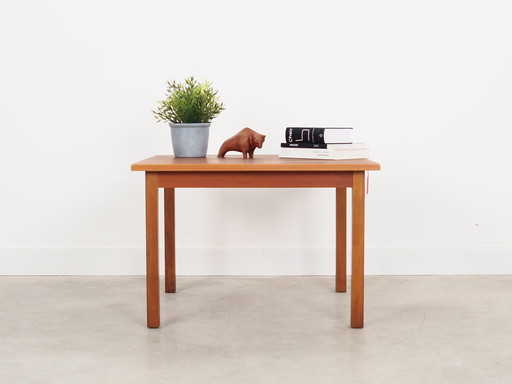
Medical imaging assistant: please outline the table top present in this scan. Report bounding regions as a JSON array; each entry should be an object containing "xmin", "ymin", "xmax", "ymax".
[{"xmin": 131, "ymin": 155, "xmax": 380, "ymax": 172}]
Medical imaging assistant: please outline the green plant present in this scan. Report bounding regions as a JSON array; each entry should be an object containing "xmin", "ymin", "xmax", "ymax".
[{"xmin": 153, "ymin": 76, "xmax": 225, "ymax": 124}]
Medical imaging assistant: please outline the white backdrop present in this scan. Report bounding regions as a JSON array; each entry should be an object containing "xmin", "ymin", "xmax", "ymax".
[{"xmin": 1, "ymin": 0, "xmax": 511, "ymax": 275}]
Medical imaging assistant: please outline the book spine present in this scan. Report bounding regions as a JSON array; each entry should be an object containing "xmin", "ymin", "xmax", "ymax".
[
  {"xmin": 279, "ymin": 147, "xmax": 370, "ymax": 160},
  {"xmin": 279, "ymin": 151, "xmax": 334, "ymax": 160},
  {"xmin": 285, "ymin": 127, "xmax": 325, "ymax": 144},
  {"xmin": 281, "ymin": 142, "xmax": 328, "ymax": 149}
]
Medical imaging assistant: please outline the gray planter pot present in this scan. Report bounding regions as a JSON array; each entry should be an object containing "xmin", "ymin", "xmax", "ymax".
[{"xmin": 169, "ymin": 123, "xmax": 210, "ymax": 157}]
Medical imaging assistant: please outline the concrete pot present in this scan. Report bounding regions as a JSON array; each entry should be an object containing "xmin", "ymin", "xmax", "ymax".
[{"xmin": 169, "ymin": 123, "xmax": 210, "ymax": 157}]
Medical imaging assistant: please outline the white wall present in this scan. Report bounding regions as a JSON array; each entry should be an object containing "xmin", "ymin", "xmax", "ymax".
[{"xmin": 1, "ymin": 0, "xmax": 511, "ymax": 275}]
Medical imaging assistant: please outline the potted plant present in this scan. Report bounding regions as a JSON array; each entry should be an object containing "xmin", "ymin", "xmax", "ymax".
[{"xmin": 153, "ymin": 76, "xmax": 225, "ymax": 157}]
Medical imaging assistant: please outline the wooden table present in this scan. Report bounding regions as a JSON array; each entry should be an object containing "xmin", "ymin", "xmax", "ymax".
[{"xmin": 131, "ymin": 155, "xmax": 380, "ymax": 328}]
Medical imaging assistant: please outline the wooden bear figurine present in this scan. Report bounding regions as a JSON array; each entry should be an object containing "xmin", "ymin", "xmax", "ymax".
[{"xmin": 217, "ymin": 128, "xmax": 266, "ymax": 159}]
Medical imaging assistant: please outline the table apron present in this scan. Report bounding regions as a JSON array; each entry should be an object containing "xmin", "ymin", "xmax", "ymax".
[{"xmin": 155, "ymin": 171, "xmax": 353, "ymax": 188}]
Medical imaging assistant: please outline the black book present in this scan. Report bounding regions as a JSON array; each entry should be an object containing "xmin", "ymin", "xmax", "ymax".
[
  {"xmin": 281, "ymin": 142, "xmax": 365, "ymax": 149},
  {"xmin": 281, "ymin": 142, "xmax": 330, "ymax": 148},
  {"xmin": 285, "ymin": 127, "xmax": 353, "ymax": 144}
]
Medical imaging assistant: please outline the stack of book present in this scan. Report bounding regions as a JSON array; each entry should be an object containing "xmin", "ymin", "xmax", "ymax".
[{"xmin": 279, "ymin": 127, "xmax": 370, "ymax": 160}]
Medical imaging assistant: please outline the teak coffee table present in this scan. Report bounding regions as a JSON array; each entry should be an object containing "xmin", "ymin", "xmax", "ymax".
[{"xmin": 131, "ymin": 155, "xmax": 380, "ymax": 328}]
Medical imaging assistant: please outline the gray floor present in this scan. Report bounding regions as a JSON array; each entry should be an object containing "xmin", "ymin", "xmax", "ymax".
[{"xmin": 1, "ymin": 276, "xmax": 511, "ymax": 383}]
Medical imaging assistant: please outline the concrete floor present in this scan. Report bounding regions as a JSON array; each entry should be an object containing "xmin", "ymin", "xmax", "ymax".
[{"xmin": 0, "ymin": 276, "xmax": 511, "ymax": 383}]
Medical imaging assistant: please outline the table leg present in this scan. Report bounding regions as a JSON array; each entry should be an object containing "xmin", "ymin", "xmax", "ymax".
[
  {"xmin": 336, "ymin": 188, "xmax": 347, "ymax": 292},
  {"xmin": 351, "ymin": 171, "xmax": 365, "ymax": 328},
  {"xmin": 145, "ymin": 172, "xmax": 160, "ymax": 328},
  {"xmin": 164, "ymin": 188, "xmax": 176, "ymax": 293}
]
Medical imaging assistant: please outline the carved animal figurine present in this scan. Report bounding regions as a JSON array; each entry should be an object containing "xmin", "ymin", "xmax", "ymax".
[{"xmin": 217, "ymin": 128, "xmax": 266, "ymax": 159}]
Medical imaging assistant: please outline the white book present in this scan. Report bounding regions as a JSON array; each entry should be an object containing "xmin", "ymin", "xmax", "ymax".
[{"xmin": 279, "ymin": 146, "xmax": 370, "ymax": 160}]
